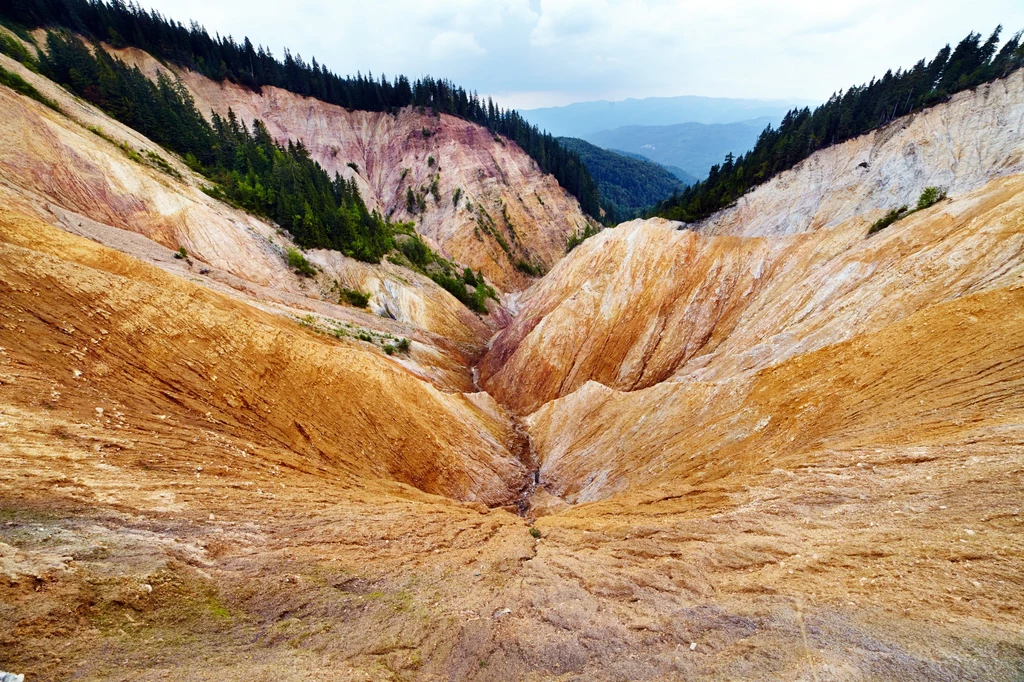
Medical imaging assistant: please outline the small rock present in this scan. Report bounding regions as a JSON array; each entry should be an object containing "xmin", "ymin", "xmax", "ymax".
[
  {"xmin": 141, "ymin": 584, "xmax": 153, "ymax": 593},
  {"xmin": 95, "ymin": 407, "xmax": 103, "ymax": 415},
  {"xmin": 964, "ymin": 529, "xmax": 975, "ymax": 535},
  {"xmin": 209, "ymin": 513, "xmax": 215, "ymax": 521},
  {"xmin": 0, "ymin": 672, "xmax": 25, "ymax": 682},
  {"xmin": 493, "ymin": 608, "xmax": 511, "ymax": 619},
  {"xmin": 689, "ymin": 642, "xmax": 697, "ymax": 651}
]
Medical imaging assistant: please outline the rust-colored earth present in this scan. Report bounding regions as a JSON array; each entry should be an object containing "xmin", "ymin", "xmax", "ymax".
[{"xmin": 1, "ymin": 34, "xmax": 1024, "ymax": 682}]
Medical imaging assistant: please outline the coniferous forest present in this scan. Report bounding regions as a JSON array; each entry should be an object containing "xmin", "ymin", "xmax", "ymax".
[
  {"xmin": 39, "ymin": 29, "xmax": 394, "ymax": 262},
  {"xmin": 2, "ymin": 0, "xmax": 601, "ymax": 218},
  {"xmin": 654, "ymin": 27, "xmax": 1024, "ymax": 223}
]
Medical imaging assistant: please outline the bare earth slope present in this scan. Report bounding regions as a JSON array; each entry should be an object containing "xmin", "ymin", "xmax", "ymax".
[
  {"xmin": 109, "ymin": 44, "xmax": 593, "ymax": 291},
  {"xmin": 480, "ymin": 174, "xmax": 1024, "ymax": 413},
  {"xmin": 698, "ymin": 69, "xmax": 1024, "ymax": 237},
  {"xmin": 2, "ymin": 39, "xmax": 1024, "ymax": 682},
  {"xmin": 0, "ymin": 48, "xmax": 493, "ymax": 391}
]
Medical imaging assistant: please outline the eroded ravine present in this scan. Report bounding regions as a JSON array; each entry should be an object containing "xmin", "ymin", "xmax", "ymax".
[{"xmin": 3, "ymin": 29, "xmax": 1024, "ymax": 681}]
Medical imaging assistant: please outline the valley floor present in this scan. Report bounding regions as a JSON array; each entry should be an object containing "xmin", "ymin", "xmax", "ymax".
[
  {"xmin": 1, "ymin": 41, "xmax": 1023, "ymax": 681},
  {"xmin": 2, "ymin": 206, "xmax": 1023, "ymax": 681}
]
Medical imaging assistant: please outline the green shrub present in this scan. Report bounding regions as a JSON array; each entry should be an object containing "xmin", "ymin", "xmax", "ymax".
[
  {"xmin": 396, "ymin": 338, "xmax": 411, "ymax": 353},
  {"xmin": 515, "ymin": 259, "xmax": 543, "ymax": 277},
  {"xmin": 566, "ymin": 223, "xmax": 601, "ymax": 252},
  {"xmin": 529, "ymin": 527, "xmax": 541, "ymax": 539},
  {"xmin": 399, "ymin": 235, "xmax": 432, "ymax": 268},
  {"xmin": 383, "ymin": 343, "xmax": 395, "ymax": 355},
  {"xmin": 286, "ymin": 247, "xmax": 316, "ymax": 277},
  {"xmin": 427, "ymin": 155, "xmax": 435, "ymax": 167},
  {"xmin": 462, "ymin": 267, "xmax": 477, "ymax": 287},
  {"xmin": 174, "ymin": 246, "xmax": 187, "ymax": 259},
  {"xmin": 452, "ymin": 187, "xmax": 462, "ymax": 207},
  {"xmin": 347, "ymin": 161, "xmax": 359, "ymax": 172},
  {"xmin": 867, "ymin": 205, "xmax": 909, "ymax": 235},
  {"xmin": 338, "ymin": 287, "xmax": 370, "ymax": 308},
  {"xmin": 916, "ymin": 186, "xmax": 947, "ymax": 211}
]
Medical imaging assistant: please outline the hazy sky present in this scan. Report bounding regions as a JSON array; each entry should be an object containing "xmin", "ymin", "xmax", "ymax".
[{"xmin": 140, "ymin": 0, "xmax": 1024, "ymax": 109}]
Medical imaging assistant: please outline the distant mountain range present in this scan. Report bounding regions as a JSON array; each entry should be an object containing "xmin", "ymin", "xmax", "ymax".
[
  {"xmin": 523, "ymin": 94, "xmax": 814, "ymax": 138},
  {"xmin": 584, "ymin": 118, "xmax": 776, "ymax": 180},
  {"xmin": 557, "ymin": 137, "xmax": 693, "ymax": 219}
]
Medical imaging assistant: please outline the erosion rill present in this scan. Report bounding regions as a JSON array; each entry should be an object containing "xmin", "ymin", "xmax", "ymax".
[{"xmin": 1, "ymin": 22, "xmax": 1024, "ymax": 682}]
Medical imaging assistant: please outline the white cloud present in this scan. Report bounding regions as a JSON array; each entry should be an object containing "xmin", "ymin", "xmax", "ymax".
[
  {"xmin": 428, "ymin": 31, "xmax": 487, "ymax": 60},
  {"xmin": 139, "ymin": 0, "xmax": 1024, "ymax": 109}
]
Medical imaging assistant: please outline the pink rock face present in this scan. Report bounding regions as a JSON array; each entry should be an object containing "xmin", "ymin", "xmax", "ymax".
[{"xmin": 107, "ymin": 45, "xmax": 594, "ymax": 292}]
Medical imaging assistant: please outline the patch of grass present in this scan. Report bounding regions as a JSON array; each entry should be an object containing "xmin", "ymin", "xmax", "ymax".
[
  {"xmin": 0, "ymin": 33, "xmax": 37, "ymax": 69},
  {"xmin": 0, "ymin": 64, "xmax": 60, "ymax": 112},
  {"xmin": 119, "ymin": 141, "xmax": 143, "ymax": 164},
  {"xmin": 145, "ymin": 149, "xmax": 183, "ymax": 180},
  {"xmin": 286, "ymin": 247, "xmax": 317, "ymax": 278},
  {"xmin": 205, "ymin": 595, "xmax": 232, "ymax": 622},
  {"xmin": 529, "ymin": 527, "xmax": 542, "ymax": 539}
]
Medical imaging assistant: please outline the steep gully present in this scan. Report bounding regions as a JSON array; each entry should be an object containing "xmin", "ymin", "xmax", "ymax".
[
  {"xmin": 472, "ymin": 356, "xmax": 545, "ymax": 518},
  {"xmin": 42, "ymin": 37, "xmax": 1024, "ymax": 516}
]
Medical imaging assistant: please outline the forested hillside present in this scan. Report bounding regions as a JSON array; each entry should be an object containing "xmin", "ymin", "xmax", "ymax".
[
  {"xmin": 557, "ymin": 137, "xmax": 687, "ymax": 220},
  {"xmin": 1, "ymin": 0, "xmax": 601, "ymax": 217},
  {"xmin": 20, "ymin": 28, "xmax": 496, "ymax": 310},
  {"xmin": 656, "ymin": 27, "xmax": 1024, "ymax": 223},
  {"xmin": 586, "ymin": 118, "xmax": 773, "ymax": 179},
  {"xmin": 609, "ymin": 151, "xmax": 699, "ymax": 185}
]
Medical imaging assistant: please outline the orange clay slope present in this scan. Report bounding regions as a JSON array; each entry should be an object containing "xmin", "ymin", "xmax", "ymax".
[
  {"xmin": 1, "ymin": 36, "xmax": 1023, "ymax": 682},
  {"xmin": 0, "ymin": 210, "xmax": 525, "ymax": 506}
]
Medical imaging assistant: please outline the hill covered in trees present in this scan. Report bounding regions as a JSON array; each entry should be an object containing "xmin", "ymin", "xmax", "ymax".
[
  {"xmin": 2, "ymin": 0, "xmax": 600, "ymax": 217},
  {"xmin": 609, "ymin": 151, "xmax": 699, "ymax": 186},
  {"xmin": 587, "ymin": 118, "xmax": 774, "ymax": 180},
  {"xmin": 655, "ymin": 27, "xmax": 1024, "ymax": 223},
  {"xmin": 557, "ymin": 137, "xmax": 689, "ymax": 220}
]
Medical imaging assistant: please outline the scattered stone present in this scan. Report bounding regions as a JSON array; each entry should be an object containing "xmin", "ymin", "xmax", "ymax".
[
  {"xmin": 493, "ymin": 608, "xmax": 511, "ymax": 619},
  {"xmin": 0, "ymin": 672, "xmax": 25, "ymax": 682},
  {"xmin": 141, "ymin": 584, "xmax": 153, "ymax": 593},
  {"xmin": 690, "ymin": 642, "xmax": 697, "ymax": 651}
]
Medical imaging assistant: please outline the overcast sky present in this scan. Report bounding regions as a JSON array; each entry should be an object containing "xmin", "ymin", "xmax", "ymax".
[{"xmin": 140, "ymin": 0, "xmax": 1024, "ymax": 110}]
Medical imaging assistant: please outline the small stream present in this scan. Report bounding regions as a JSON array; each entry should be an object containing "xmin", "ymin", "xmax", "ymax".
[{"xmin": 509, "ymin": 416, "xmax": 541, "ymax": 517}]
